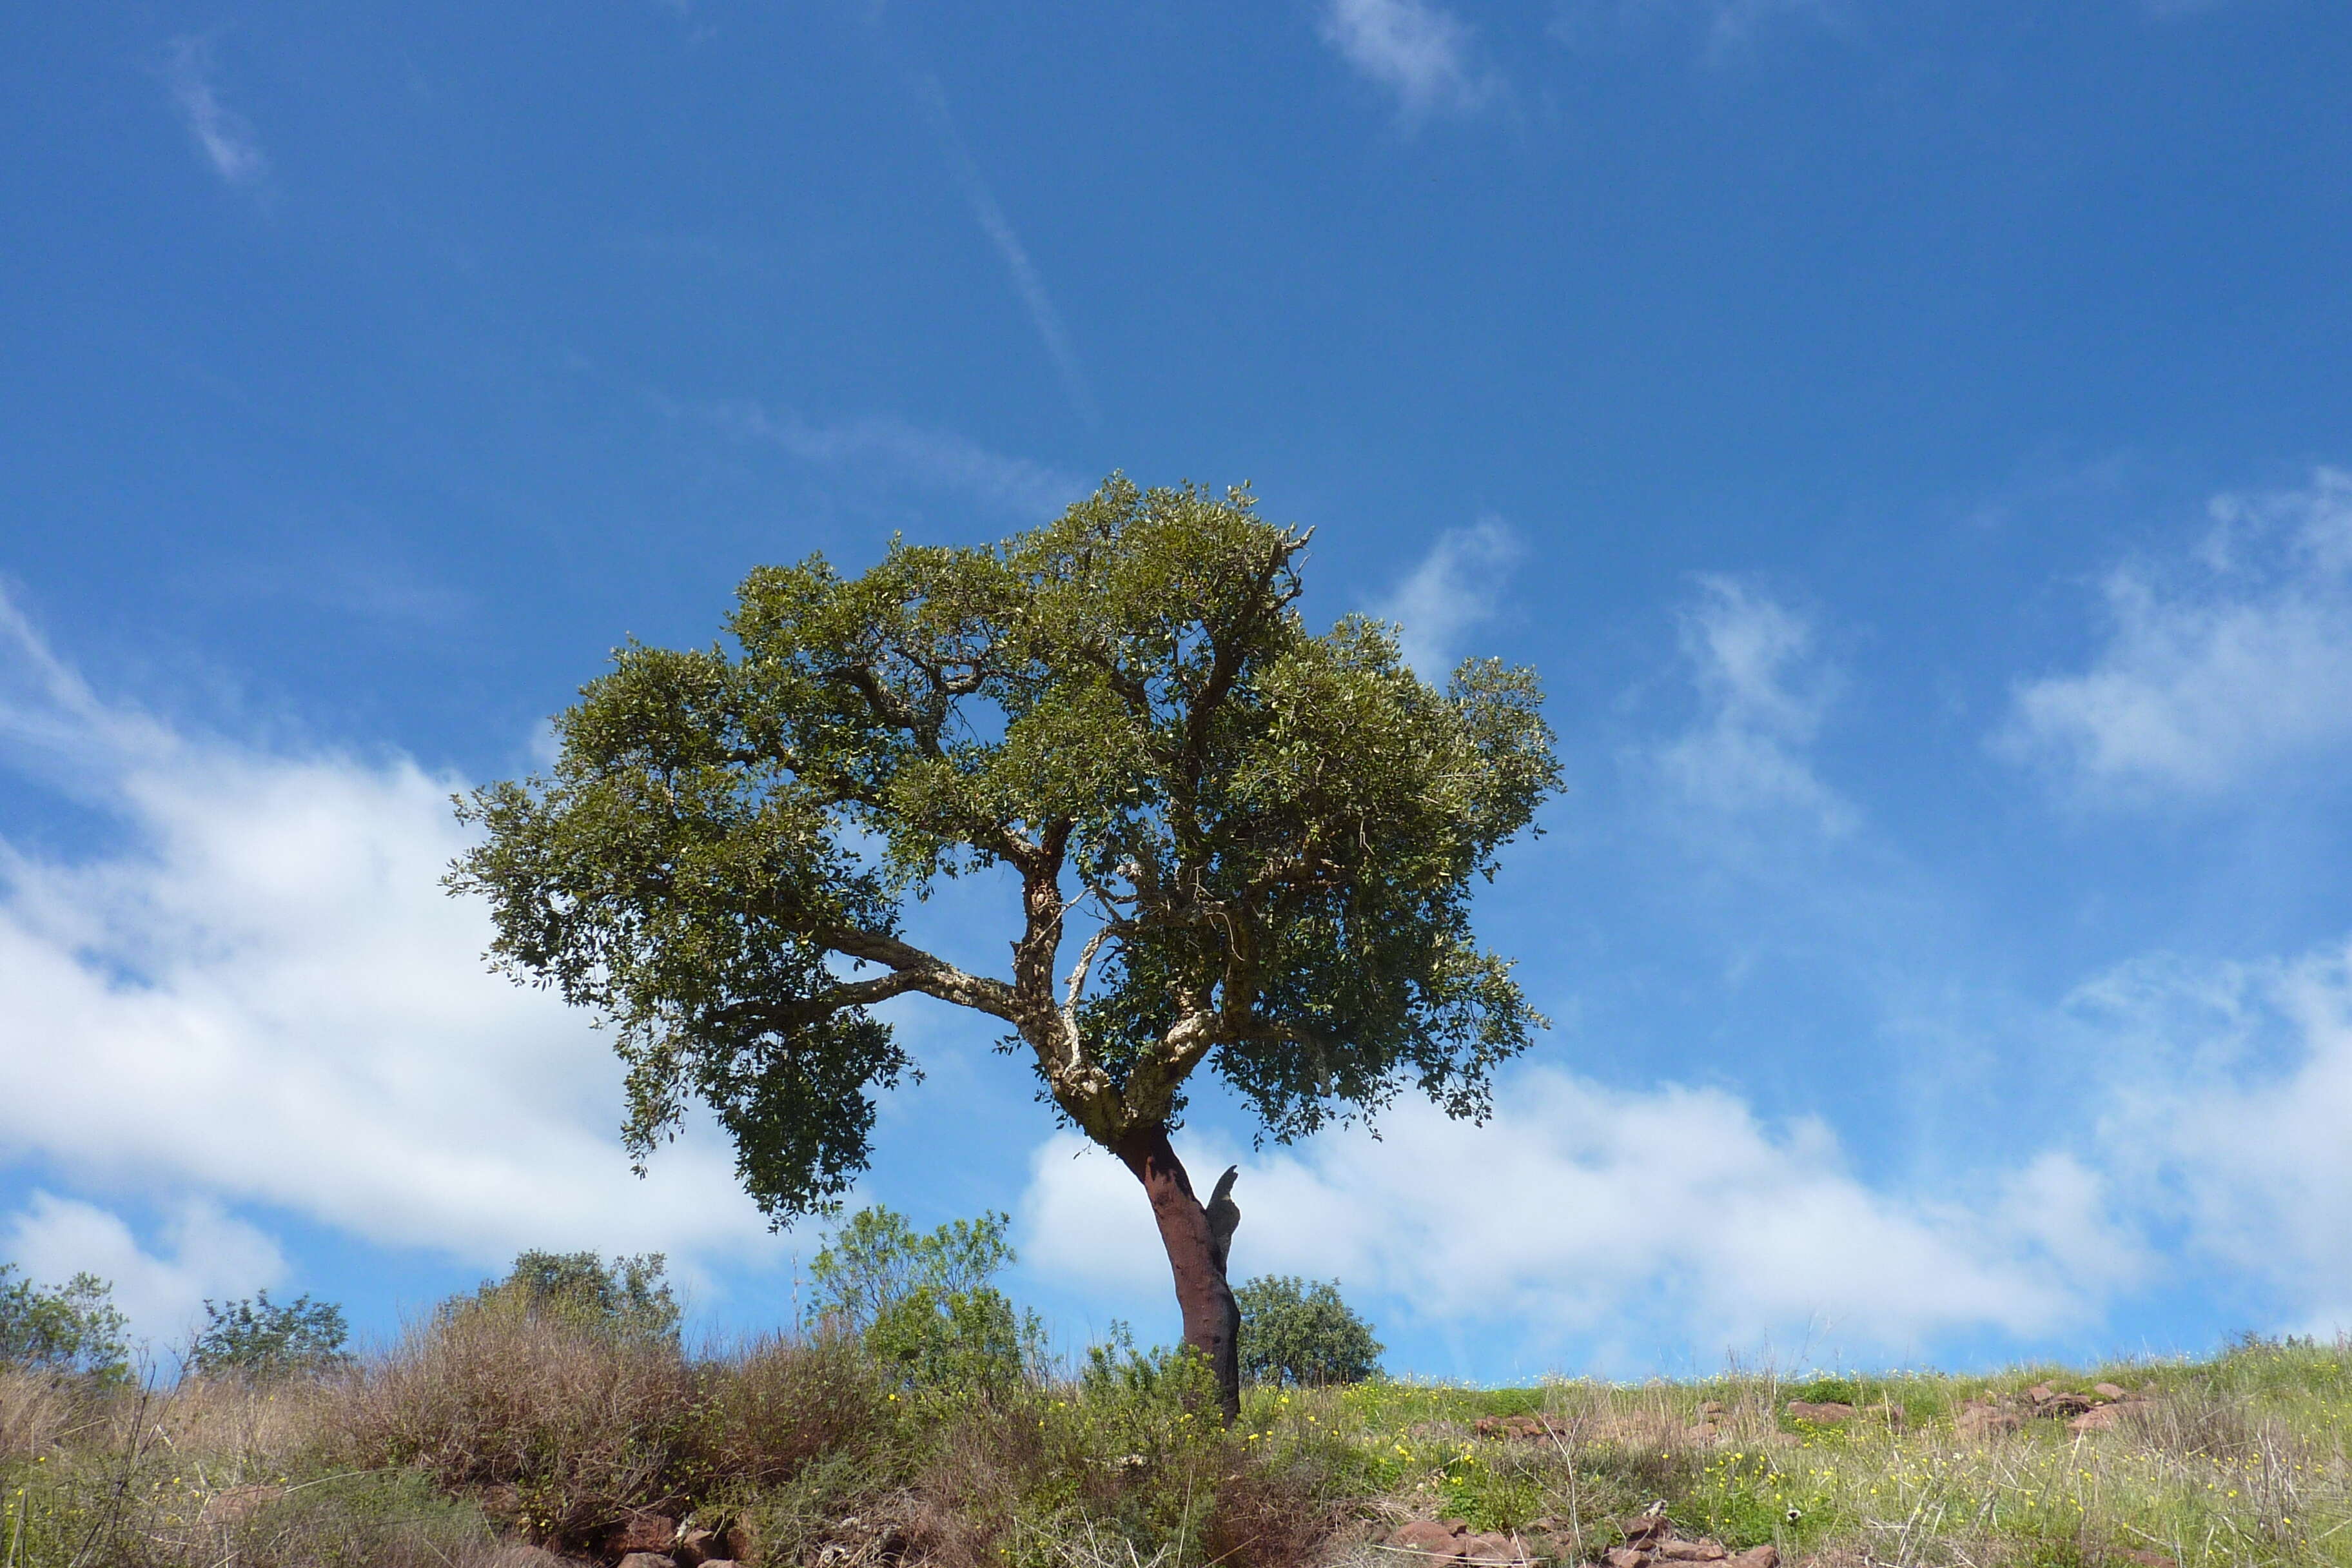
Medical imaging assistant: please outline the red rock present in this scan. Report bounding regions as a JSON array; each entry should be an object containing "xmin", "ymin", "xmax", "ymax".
[
  {"xmin": 616, "ymin": 1556, "xmax": 675, "ymax": 1568},
  {"xmin": 1957, "ymin": 1401, "xmax": 2022, "ymax": 1437},
  {"xmin": 1458, "ymin": 1531, "xmax": 1524, "ymax": 1563},
  {"xmin": 1785, "ymin": 1400, "xmax": 1856, "ymax": 1424},
  {"xmin": 1657, "ymin": 1542, "xmax": 1729, "ymax": 1560},
  {"xmin": 1387, "ymin": 1519, "xmax": 1466, "ymax": 1557},
  {"xmin": 1621, "ymin": 1513, "xmax": 1674, "ymax": 1542},
  {"xmin": 1727, "ymin": 1549, "xmax": 1779, "ymax": 1568},
  {"xmin": 2094, "ymin": 1382, "xmax": 2129, "ymax": 1402},
  {"xmin": 607, "ymin": 1514, "xmax": 678, "ymax": 1556},
  {"xmin": 1604, "ymin": 1550, "xmax": 1651, "ymax": 1568}
]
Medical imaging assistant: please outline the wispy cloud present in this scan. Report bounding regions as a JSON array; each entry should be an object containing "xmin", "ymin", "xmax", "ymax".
[
  {"xmin": 1651, "ymin": 575, "xmax": 1854, "ymax": 834},
  {"xmin": 698, "ymin": 403, "xmax": 1091, "ymax": 520},
  {"xmin": 2000, "ymin": 468, "xmax": 2352, "ymax": 800},
  {"xmin": 0, "ymin": 590, "xmax": 792, "ymax": 1337},
  {"xmin": 1373, "ymin": 518, "xmax": 1522, "ymax": 679},
  {"xmin": 1551, "ymin": 0, "xmax": 1841, "ymax": 60},
  {"xmin": 914, "ymin": 78, "xmax": 1099, "ymax": 427},
  {"xmin": 1319, "ymin": 0, "xmax": 1498, "ymax": 120},
  {"xmin": 162, "ymin": 36, "xmax": 269, "ymax": 191}
]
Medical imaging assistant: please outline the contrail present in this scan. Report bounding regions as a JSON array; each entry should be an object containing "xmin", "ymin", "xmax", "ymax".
[{"xmin": 915, "ymin": 74, "xmax": 1101, "ymax": 428}]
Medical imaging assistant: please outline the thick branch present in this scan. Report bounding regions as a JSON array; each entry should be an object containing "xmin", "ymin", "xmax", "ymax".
[{"xmin": 818, "ymin": 925, "xmax": 1023, "ymax": 1023}]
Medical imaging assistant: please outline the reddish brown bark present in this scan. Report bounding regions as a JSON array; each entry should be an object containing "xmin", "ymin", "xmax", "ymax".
[{"xmin": 1110, "ymin": 1122, "xmax": 1241, "ymax": 1424}]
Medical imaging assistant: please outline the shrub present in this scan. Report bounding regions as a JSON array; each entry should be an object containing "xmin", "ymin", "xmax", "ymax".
[
  {"xmin": 467, "ymin": 1249, "xmax": 681, "ymax": 1344},
  {"xmin": 810, "ymin": 1207, "xmax": 1041, "ymax": 1396},
  {"xmin": 1233, "ymin": 1275, "xmax": 1382, "ymax": 1386},
  {"xmin": 329, "ymin": 1302, "xmax": 695, "ymax": 1549},
  {"xmin": 190, "ymin": 1290, "xmax": 353, "ymax": 1378},
  {"xmin": 0, "ymin": 1264, "xmax": 130, "ymax": 1385},
  {"xmin": 692, "ymin": 1331, "xmax": 891, "ymax": 1489}
]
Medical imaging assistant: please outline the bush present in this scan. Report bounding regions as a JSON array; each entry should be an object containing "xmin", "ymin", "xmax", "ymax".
[
  {"xmin": 330, "ymin": 1302, "xmax": 696, "ymax": 1549},
  {"xmin": 467, "ymin": 1249, "xmax": 681, "ymax": 1343},
  {"xmin": 190, "ymin": 1290, "xmax": 353, "ymax": 1378},
  {"xmin": 810, "ymin": 1207, "xmax": 1041, "ymax": 1396},
  {"xmin": 1233, "ymin": 1275, "xmax": 1381, "ymax": 1387},
  {"xmin": 0, "ymin": 1264, "xmax": 130, "ymax": 1385}
]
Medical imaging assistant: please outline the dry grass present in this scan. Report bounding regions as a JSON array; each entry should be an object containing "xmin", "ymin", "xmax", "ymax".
[{"xmin": 8, "ymin": 1331, "xmax": 2351, "ymax": 1567}]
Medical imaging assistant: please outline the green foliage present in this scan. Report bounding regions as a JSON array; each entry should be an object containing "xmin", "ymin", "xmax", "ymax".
[
  {"xmin": 0, "ymin": 1263, "xmax": 130, "ymax": 1384},
  {"xmin": 189, "ymin": 1290, "xmax": 352, "ymax": 1378},
  {"xmin": 448, "ymin": 476, "xmax": 1560, "ymax": 1219},
  {"xmin": 808, "ymin": 1206, "xmax": 1039, "ymax": 1394},
  {"xmin": 1233, "ymin": 1275, "xmax": 1382, "ymax": 1387},
  {"xmin": 466, "ymin": 1249, "xmax": 681, "ymax": 1343}
]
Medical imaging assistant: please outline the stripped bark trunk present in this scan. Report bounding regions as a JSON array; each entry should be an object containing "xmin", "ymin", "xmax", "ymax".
[{"xmin": 1110, "ymin": 1122, "xmax": 1241, "ymax": 1424}]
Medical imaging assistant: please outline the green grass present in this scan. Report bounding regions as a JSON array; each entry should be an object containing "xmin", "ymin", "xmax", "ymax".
[{"xmin": 5, "ymin": 1333, "xmax": 2349, "ymax": 1566}]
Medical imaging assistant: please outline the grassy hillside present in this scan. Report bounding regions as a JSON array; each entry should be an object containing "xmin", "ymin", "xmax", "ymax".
[{"xmin": 4, "ymin": 1318, "xmax": 2346, "ymax": 1567}]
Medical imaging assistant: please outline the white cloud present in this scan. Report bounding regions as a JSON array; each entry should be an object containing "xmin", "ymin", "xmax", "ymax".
[
  {"xmin": 2075, "ymin": 937, "xmax": 2352, "ymax": 1315},
  {"xmin": 0, "ymin": 591, "xmax": 794, "ymax": 1305},
  {"xmin": 1651, "ymin": 575, "xmax": 1854, "ymax": 834},
  {"xmin": 2002, "ymin": 469, "xmax": 2352, "ymax": 799},
  {"xmin": 1319, "ymin": 0, "xmax": 1497, "ymax": 119},
  {"xmin": 703, "ymin": 404, "xmax": 1090, "ymax": 521},
  {"xmin": 3, "ymin": 1193, "xmax": 284, "ymax": 1349},
  {"xmin": 1373, "ymin": 518, "xmax": 1521, "ymax": 679},
  {"xmin": 163, "ymin": 37, "xmax": 269, "ymax": 191},
  {"xmin": 1021, "ymin": 1067, "xmax": 2135, "ymax": 1358}
]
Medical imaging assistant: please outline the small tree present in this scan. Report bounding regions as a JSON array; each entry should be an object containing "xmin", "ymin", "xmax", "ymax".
[
  {"xmin": 190, "ymin": 1290, "xmax": 353, "ymax": 1378},
  {"xmin": 808, "ymin": 1206, "xmax": 1040, "ymax": 1394},
  {"xmin": 0, "ymin": 1264, "xmax": 131, "ymax": 1385},
  {"xmin": 466, "ymin": 1250, "xmax": 681, "ymax": 1343},
  {"xmin": 1233, "ymin": 1275, "xmax": 1382, "ymax": 1386},
  {"xmin": 450, "ymin": 477, "xmax": 1557, "ymax": 1419}
]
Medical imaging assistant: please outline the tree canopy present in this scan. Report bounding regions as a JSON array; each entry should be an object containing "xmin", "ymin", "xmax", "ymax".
[{"xmin": 449, "ymin": 475, "xmax": 1558, "ymax": 1416}]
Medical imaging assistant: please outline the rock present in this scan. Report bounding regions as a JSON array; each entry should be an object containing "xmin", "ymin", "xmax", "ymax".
[
  {"xmin": 2028, "ymin": 1382, "xmax": 2054, "ymax": 1401},
  {"xmin": 1957, "ymin": 1400, "xmax": 2022, "ymax": 1437},
  {"xmin": 1387, "ymin": 1518, "xmax": 1467, "ymax": 1556},
  {"xmin": 197, "ymin": 1484, "xmax": 285, "ymax": 1527},
  {"xmin": 1700, "ymin": 1400, "xmax": 1727, "ymax": 1416},
  {"xmin": 607, "ymin": 1514, "xmax": 679, "ymax": 1556},
  {"xmin": 1458, "ymin": 1531, "xmax": 1526, "ymax": 1563},
  {"xmin": 2095, "ymin": 1382, "xmax": 2130, "ymax": 1402},
  {"xmin": 1727, "ymin": 1549, "xmax": 1779, "ymax": 1568},
  {"xmin": 1604, "ymin": 1550, "xmax": 1651, "ymax": 1568},
  {"xmin": 718, "ymin": 1522, "xmax": 755, "ymax": 1562},
  {"xmin": 2072, "ymin": 1403, "xmax": 2130, "ymax": 1434},
  {"xmin": 1656, "ymin": 1542, "xmax": 1729, "ymax": 1560},
  {"xmin": 1785, "ymin": 1400, "xmax": 1856, "ymax": 1425},
  {"xmin": 1620, "ymin": 1513, "xmax": 1674, "ymax": 1543},
  {"xmin": 616, "ymin": 1556, "xmax": 675, "ymax": 1568},
  {"xmin": 673, "ymin": 1528, "xmax": 719, "ymax": 1565}
]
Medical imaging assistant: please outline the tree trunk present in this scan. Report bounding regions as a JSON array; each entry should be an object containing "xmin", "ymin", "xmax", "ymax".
[{"xmin": 1110, "ymin": 1122, "xmax": 1241, "ymax": 1424}]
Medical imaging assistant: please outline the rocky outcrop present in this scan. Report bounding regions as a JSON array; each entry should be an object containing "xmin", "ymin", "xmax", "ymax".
[{"xmin": 1953, "ymin": 1380, "xmax": 2157, "ymax": 1438}]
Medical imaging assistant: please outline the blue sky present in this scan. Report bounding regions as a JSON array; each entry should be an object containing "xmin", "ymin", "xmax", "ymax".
[{"xmin": 6, "ymin": 0, "xmax": 2352, "ymax": 1383}]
